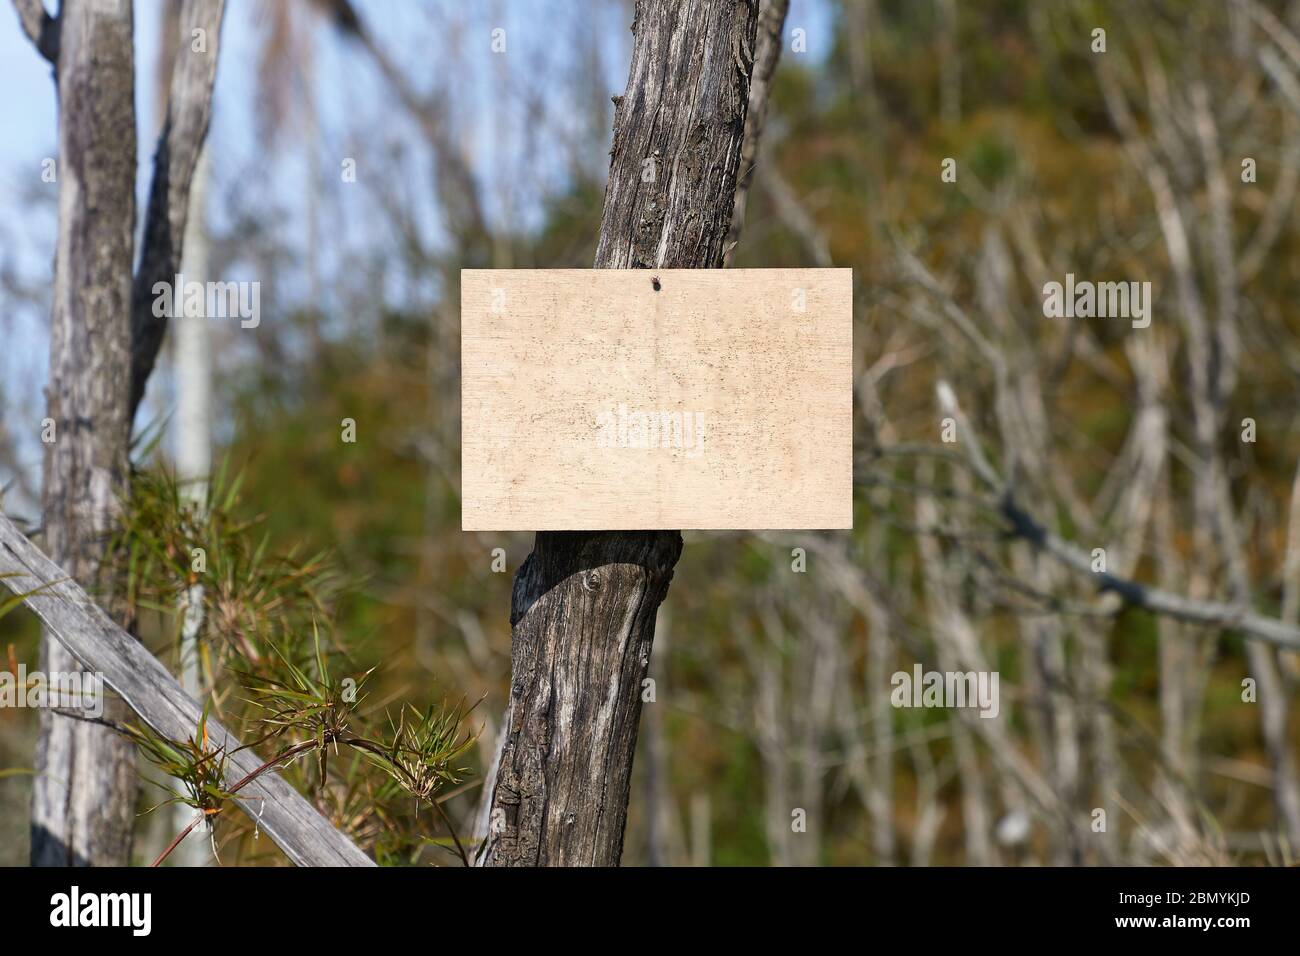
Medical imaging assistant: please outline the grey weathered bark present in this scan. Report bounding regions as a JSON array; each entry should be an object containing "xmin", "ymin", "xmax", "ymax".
[
  {"xmin": 19, "ymin": 0, "xmax": 227, "ymax": 865},
  {"xmin": 724, "ymin": 0, "xmax": 790, "ymax": 265},
  {"xmin": 478, "ymin": 0, "xmax": 760, "ymax": 867},
  {"xmin": 29, "ymin": 0, "xmax": 139, "ymax": 867},
  {"xmin": 130, "ymin": 0, "xmax": 227, "ymax": 419}
]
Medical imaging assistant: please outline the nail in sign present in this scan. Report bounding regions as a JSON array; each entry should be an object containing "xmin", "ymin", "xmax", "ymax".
[{"xmin": 461, "ymin": 268, "xmax": 853, "ymax": 531}]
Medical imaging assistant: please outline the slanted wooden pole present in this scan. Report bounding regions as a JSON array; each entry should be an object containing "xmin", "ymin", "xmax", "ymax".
[
  {"xmin": 0, "ymin": 513, "xmax": 374, "ymax": 867},
  {"xmin": 478, "ymin": 0, "xmax": 760, "ymax": 866}
]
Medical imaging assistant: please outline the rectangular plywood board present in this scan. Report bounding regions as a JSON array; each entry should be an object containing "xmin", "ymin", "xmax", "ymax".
[{"xmin": 461, "ymin": 269, "xmax": 853, "ymax": 531}]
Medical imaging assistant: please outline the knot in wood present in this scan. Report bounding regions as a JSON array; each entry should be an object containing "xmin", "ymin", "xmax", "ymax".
[{"xmin": 581, "ymin": 569, "xmax": 603, "ymax": 593}]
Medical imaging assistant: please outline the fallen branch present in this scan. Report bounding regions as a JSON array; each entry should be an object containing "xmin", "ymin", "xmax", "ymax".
[{"xmin": 0, "ymin": 511, "xmax": 374, "ymax": 867}]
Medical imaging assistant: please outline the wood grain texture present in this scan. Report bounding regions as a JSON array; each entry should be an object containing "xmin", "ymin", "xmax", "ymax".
[
  {"xmin": 0, "ymin": 513, "xmax": 374, "ymax": 867},
  {"xmin": 462, "ymin": 268, "xmax": 853, "ymax": 531}
]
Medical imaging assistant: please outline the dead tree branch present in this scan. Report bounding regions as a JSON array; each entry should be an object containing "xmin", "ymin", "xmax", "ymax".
[
  {"xmin": 935, "ymin": 384, "xmax": 1300, "ymax": 651},
  {"xmin": 10, "ymin": 0, "xmax": 59, "ymax": 62}
]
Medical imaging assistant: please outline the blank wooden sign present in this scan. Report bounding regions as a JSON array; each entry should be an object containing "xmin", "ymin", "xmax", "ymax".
[{"xmin": 461, "ymin": 268, "xmax": 853, "ymax": 531}]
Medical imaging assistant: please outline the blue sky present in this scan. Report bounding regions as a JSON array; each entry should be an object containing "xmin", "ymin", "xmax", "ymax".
[{"xmin": 0, "ymin": 0, "xmax": 833, "ymax": 515}]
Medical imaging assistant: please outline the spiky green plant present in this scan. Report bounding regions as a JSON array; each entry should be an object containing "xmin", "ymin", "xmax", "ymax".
[
  {"xmin": 111, "ymin": 464, "xmax": 478, "ymax": 866},
  {"xmin": 114, "ymin": 465, "xmax": 342, "ymax": 681},
  {"xmin": 125, "ymin": 706, "xmax": 235, "ymax": 864}
]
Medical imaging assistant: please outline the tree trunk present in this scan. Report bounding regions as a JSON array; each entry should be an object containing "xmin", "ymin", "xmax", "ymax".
[
  {"xmin": 478, "ymin": 0, "xmax": 759, "ymax": 866},
  {"xmin": 725, "ymin": 0, "xmax": 790, "ymax": 264},
  {"xmin": 31, "ymin": 0, "xmax": 139, "ymax": 867},
  {"xmin": 27, "ymin": 0, "xmax": 225, "ymax": 867},
  {"xmin": 171, "ymin": 146, "xmax": 214, "ymax": 866},
  {"xmin": 130, "ymin": 0, "xmax": 226, "ymax": 419}
]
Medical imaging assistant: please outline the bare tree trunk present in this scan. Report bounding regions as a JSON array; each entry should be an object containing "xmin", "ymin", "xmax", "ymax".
[
  {"xmin": 147, "ymin": 0, "xmax": 219, "ymax": 868},
  {"xmin": 31, "ymin": 0, "xmax": 139, "ymax": 867},
  {"xmin": 23, "ymin": 0, "xmax": 226, "ymax": 866},
  {"xmin": 478, "ymin": 0, "xmax": 759, "ymax": 866},
  {"xmin": 171, "ymin": 146, "xmax": 213, "ymax": 867},
  {"xmin": 725, "ymin": 0, "xmax": 790, "ymax": 264},
  {"xmin": 130, "ymin": 0, "xmax": 227, "ymax": 419}
]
